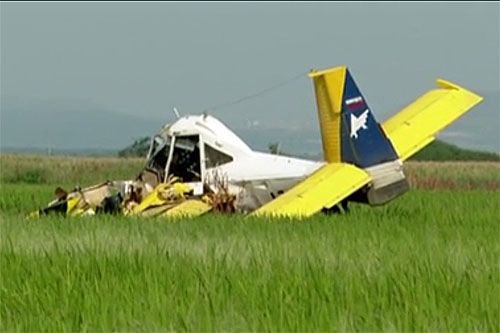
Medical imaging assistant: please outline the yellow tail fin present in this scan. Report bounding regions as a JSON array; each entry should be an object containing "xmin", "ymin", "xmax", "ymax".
[{"xmin": 309, "ymin": 66, "xmax": 346, "ymax": 163}]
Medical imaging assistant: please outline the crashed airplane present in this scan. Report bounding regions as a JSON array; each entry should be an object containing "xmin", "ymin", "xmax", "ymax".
[{"xmin": 30, "ymin": 65, "xmax": 483, "ymax": 219}]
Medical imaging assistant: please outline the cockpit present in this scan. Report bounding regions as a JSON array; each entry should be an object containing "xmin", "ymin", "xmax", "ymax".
[
  {"xmin": 143, "ymin": 132, "xmax": 233, "ymax": 195},
  {"xmin": 145, "ymin": 134, "xmax": 201, "ymax": 182}
]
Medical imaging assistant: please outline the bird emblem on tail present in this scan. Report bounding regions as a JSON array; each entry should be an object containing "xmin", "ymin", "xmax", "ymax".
[{"xmin": 350, "ymin": 109, "xmax": 370, "ymax": 139}]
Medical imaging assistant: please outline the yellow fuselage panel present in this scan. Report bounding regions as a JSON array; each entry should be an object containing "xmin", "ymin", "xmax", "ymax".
[{"xmin": 163, "ymin": 199, "xmax": 212, "ymax": 217}]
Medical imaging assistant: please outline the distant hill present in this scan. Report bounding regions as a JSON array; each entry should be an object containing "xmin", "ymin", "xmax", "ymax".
[
  {"xmin": 299, "ymin": 140, "xmax": 499, "ymax": 161},
  {"xmin": 0, "ymin": 98, "xmax": 163, "ymax": 150},
  {"xmin": 118, "ymin": 137, "xmax": 499, "ymax": 162},
  {"xmin": 1, "ymin": 91, "xmax": 498, "ymax": 155},
  {"xmin": 410, "ymin": 140, "xmax": 499, "ymax": 161},
  {"xmin": 0, "ymin": 146, "xmax": 118, "ymax": 157}
]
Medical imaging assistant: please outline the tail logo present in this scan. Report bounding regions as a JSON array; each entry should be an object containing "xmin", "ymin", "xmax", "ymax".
[
  {"xmin": 346, "ymin": 96, "xmax": 366, "ymax": 110},
  {"xmin": 350, "ymin": 109, "xmax": 370, "ymax": 139}
]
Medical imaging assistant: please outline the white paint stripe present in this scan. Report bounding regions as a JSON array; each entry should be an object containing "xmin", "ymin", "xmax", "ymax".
[{"xmin": 346, "ymin": 96, "xmax": 363, "ymax": 105}]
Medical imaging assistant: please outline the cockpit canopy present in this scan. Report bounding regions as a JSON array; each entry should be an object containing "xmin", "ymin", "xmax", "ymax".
[
  {"xmin": 144, "ymin": 133, "xmax": 234, "ymax": 187},
  {"xmin": 140, "ymin": 114, "xmax": 251, "ymax": 193}
]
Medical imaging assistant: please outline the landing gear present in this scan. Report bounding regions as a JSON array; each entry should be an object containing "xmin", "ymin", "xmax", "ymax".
[{"xmin": 321, "ymin": 199, "xmax": 349, "ymax": 215}]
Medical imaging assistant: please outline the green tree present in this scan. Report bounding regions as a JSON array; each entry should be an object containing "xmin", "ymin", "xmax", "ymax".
[
  {"xmin": 268, "ymin": 142, "xmax": 281, "ymax": 155},
  {"xmin": 118, "ymin": 137, "xmax": 150, "ymax": 158}
]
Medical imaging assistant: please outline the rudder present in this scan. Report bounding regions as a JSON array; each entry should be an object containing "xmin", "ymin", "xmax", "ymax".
[{"xmin": 310, "ymin": 66, "xmax": 398, "ymax": 168}]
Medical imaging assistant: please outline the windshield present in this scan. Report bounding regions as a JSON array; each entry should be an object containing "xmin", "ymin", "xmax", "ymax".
[
  {"xmin": 145, "ymin": 135, "xmax": 172, "ymax": 181},
  {"xmin": 147, "ymin": 135, "xmax": 166, "ymax": 159},
  {"xmin": 167, "ymin": 135, "xmax": 201, "ymax": 183}
]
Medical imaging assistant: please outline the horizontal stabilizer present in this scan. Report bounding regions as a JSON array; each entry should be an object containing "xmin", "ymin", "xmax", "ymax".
[
  {"xmin": 251, "ymin": 163, "xmax": 371, "ymax": 217},
  {"xmin": 382, "ymin": 79, "xmax": 483, "ymax": 160}
]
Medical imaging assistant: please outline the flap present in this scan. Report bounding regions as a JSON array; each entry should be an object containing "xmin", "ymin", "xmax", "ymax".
[
  {"xmin": 251, "ymin": 163, "xmax": 371, "ymax": 218},
  {"xmin": 382, "ymin": 79, "xmax": 483, "ymax": 160}
]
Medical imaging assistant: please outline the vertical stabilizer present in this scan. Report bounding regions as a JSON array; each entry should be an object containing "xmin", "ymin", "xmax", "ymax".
[
  {"xmin": 309, "ymin": 66, "xmax": 346, "ymax": 163},
  {"xmin": 310, "ymin": 67, "xmax": 398, "ymax": 168}
]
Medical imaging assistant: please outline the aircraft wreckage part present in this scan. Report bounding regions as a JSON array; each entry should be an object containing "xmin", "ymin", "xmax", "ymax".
[
  {"xmin": 381, "ymin": 79, "xmax": 483, "ymax": 161},
  {"xmin": 126, "ymin": 181, "xmax": 193, "ymax": 215},
  {"xmin": 30, "ymin": 177, "xmax": 213, "ymax": 219},
  {"xmin": 363, "ymin": 160, "xmax": 409, "ymax": 205},
  {"xmin": 124, "ymin": 181, "xmax": 212, "ymax": 218},
  {"xmin": 162, "ymin": 199, "xmax": 212, "ymax": 217},
  {"xmin": 28, "ymin": 65, "xmax": 483, "ymax": 220},
  {"xmin": 252, "ymin": 163, "xmax": 371, "ymax": 218},
  {"xmin": 28, "ymin": 182, "xmax": 114, "ymax": 219}
]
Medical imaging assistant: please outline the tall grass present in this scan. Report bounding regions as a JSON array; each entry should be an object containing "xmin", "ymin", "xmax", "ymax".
[
  {"xmin": 404, "ymin": 161, "xmax": 500, "ymax": 190},
  {"xmin": 0, "ymin": 154, "xmax": 144, "ymax": 185},
  {"xmin": 1, "ymin": 154, "xmax": 499, "ymax": 190},
  {"xmin": 1, "ymin": 191, "xmax": 499, "ymax": 331},
  {"xmin": 1, "ymin": 156, "xmax": 499, "ymax": 331}
]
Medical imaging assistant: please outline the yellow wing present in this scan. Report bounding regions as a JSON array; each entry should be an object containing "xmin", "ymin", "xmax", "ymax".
[
  {"xmin": 382, "ymin": 79, "xmax": 483, "ymax": 160},
  {"xmin": 251, "ymin": 163, "xmax": 371, "ymax": 218}
]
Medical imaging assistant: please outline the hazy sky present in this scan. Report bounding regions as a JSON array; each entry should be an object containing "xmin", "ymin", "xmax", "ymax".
[{"xmin": 1, "ymin": 2, "xmax": 499, "ymax": 150}]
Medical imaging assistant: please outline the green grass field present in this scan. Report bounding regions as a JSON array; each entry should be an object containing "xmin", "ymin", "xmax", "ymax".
[{"xmin": 1, "ymin": 155, "xmax": 499, "ymax": 331}]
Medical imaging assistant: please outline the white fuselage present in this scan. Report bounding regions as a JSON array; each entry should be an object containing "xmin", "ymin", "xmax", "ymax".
[
  {"xmin": 208, "ymin": 151, "xmax": 323, "ymax": 211},
  {"xmin": 147, "ymin": 114, "xmax": 324, "ymax": 211}
]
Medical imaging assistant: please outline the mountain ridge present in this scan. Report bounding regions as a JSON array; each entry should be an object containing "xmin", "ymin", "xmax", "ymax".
[{"xmin": 1, "ymin": 92, "xmax": 498, "ymax": 153}]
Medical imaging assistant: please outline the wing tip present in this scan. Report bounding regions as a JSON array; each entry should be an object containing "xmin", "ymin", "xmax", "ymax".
[
  {"xmin": 308, "ymin": 65, "xmax": 347, "ymax": 78},
  {"xmin": 436, "ymin": 79, "xmax": 484, "ymax": 103}
]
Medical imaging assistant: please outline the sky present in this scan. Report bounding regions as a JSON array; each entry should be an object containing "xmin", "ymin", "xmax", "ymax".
[{"xmin": 1, "ymin": 2, "xmax": 499, "ymax": 152}]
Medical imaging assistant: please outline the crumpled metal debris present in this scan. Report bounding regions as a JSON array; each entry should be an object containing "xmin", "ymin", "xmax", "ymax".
[{"xmin": 28, "ymin": 174, "xmax": 238, "ymax": 219}]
